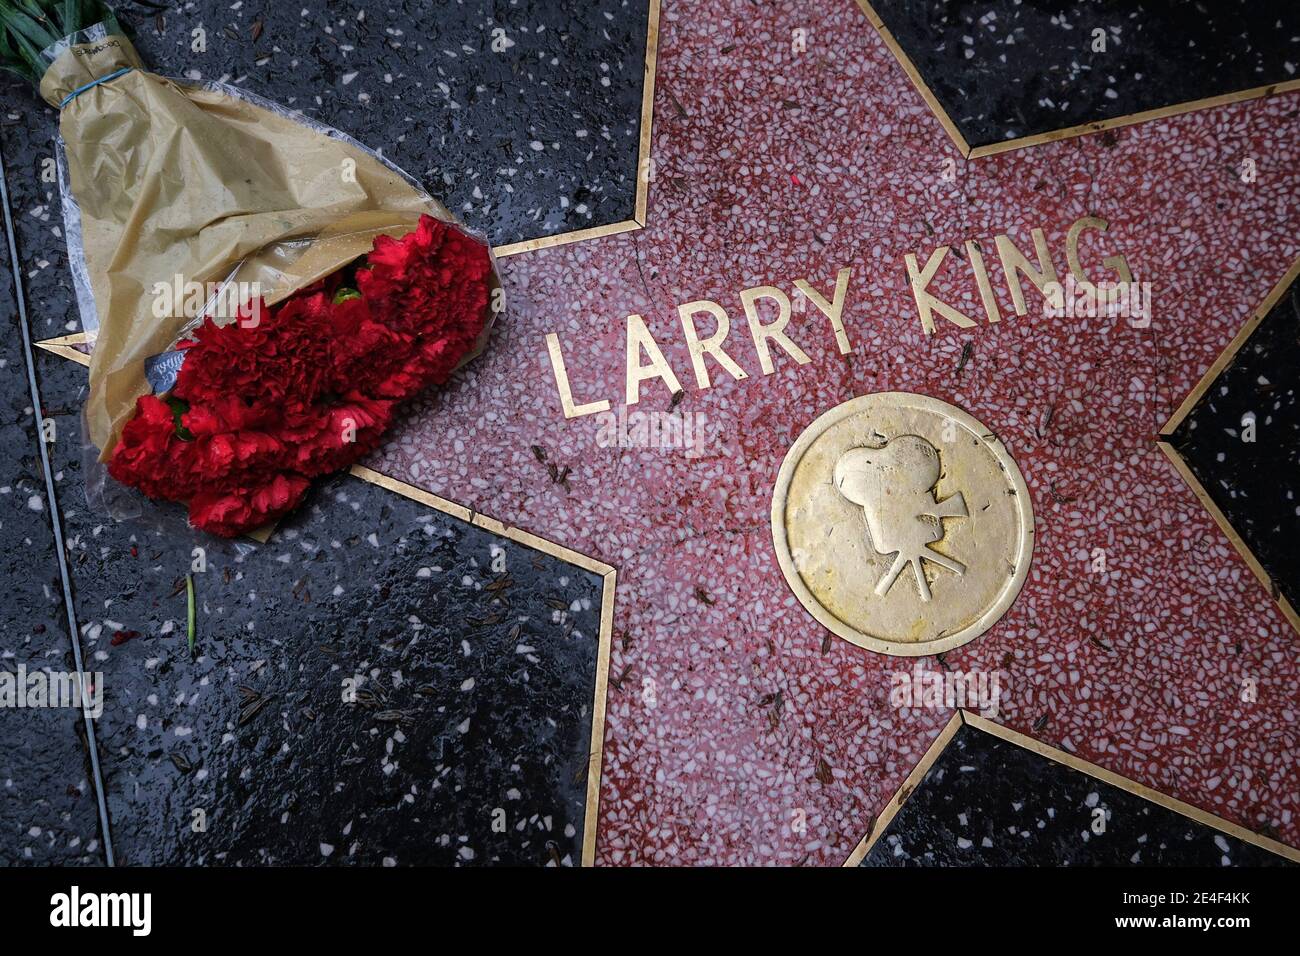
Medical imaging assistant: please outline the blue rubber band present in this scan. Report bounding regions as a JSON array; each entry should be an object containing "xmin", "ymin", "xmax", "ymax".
[{"xmin": 59, "ymin": 66, "xmax": 132, "ymax": 109}]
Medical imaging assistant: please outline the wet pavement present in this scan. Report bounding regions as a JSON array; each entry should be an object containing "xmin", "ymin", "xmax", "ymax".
[{"xmin": 3, "ymin": 0, "xmax": 1298, "ymax": 868}]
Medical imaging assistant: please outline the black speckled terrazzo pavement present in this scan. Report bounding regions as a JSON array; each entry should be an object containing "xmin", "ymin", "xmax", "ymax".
[
  {"xmin": 8, "ymin": 331, "xmax": 605, "ymax": 866},
  {"xmin": 0, "ymin": 197, "xmax": 104, "ymax": 866},
  {"xmin": 865, "ymin": 0, "xmax": 1300, "ymax": 149},
  {"xmin": 13, "ymin": 343, "xmax": 606, "ymax": 866},
  {"xmin": 859, "ymin": 722, "xmax": 1293, "ymax": 867},
  {"xmin": 1, "ymin": 0, "xmax": 650, "ymax": 867},
  {"xmin": 52, "ymin": 459, "xmax": 603, "ymax": 867},
  {"xmin": 1168, "ymin": 275, "xmax": 1300, "ymax": 617}
]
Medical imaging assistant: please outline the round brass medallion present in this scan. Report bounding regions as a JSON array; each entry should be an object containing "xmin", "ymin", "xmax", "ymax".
[{"xmin": 771, "ymin": 392, "xmax": 1034, "ymax": 656}]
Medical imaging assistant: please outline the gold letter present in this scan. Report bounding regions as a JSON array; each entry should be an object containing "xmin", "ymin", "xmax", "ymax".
[
  {"xmin": 625, "ymin": 314, "xmax": 683, "ymax": 405},
  {"xmin": 964, "ymin": 240, "xmax": 1001, "ymax": 324},
  {"xmin": 740, "ymin": 286, "xmax": 810, "ymax": 374},
  {"xmin": 906, "ymin": 247, "xmax": 976, "ymax": 335},
  {"xmin": 996, "ymin": 228, "xmax": 1059, "ymax": 316},
  {"xmin": 678, "ymin": 300, "xmax": 748, "ymax": 389},
  {"xmin": 794, "ymin": 267, "xmax": 853, "ymax": 354},
  {"xmin": 1066, "ymin": 215, "xmax": 1133, "ymax": 289},
  {"xmin": 545, "ymin": 332, "xmax": 610, "ymax": 419}
]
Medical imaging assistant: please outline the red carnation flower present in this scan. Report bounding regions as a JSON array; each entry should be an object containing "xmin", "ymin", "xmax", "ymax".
[
  {"xmin": 277, "ymin": 393, "xmax": 395, "ymax": 477},
  {"xmin": 106, "ymin": 394, "xmax": 197, "ymax": 501},
  {"xmin": 107, "ymin": 214, "xmax": 494, "ymax": 537},
  {"xmin": 174, "ymin": 293, "xmax": 335, "ymax": 407},
  {"xmin": 189, "ymin": 473, "xmax": 312, "ymax": 538}
]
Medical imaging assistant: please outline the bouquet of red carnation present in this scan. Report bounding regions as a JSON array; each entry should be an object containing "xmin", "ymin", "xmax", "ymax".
[
  {"xmin": 2, "ymin": 1, "xmax": 500, "ymax": 536},
  {"xmin": 106, "ymin": 215, "xmax": 493, "ymax": 536}
]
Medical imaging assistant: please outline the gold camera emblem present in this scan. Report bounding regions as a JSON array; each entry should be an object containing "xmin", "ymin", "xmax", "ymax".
[
  {"xmin": 771, "ymin": 393, "xmax": 1033, "ymax": 656},
  {"xmin": 834, "ymin": 436, "xmax": 968, "ymax": 603}
]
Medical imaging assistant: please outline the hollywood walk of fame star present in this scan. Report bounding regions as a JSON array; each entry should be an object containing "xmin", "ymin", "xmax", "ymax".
[{"xmin": 37, "ymin": 0, "xmax": 1300, "ymax": 865}]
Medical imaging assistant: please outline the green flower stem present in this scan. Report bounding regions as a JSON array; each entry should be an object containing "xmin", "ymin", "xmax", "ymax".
[{"xmin": 186, "ymin": 573, "xmax": 196, "ymax": 656}]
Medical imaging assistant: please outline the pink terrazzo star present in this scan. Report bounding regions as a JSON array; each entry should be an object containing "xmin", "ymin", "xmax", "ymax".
[{"xmin": 370, "ymin": 0, "xmax": 1300, "ymax": 864}]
